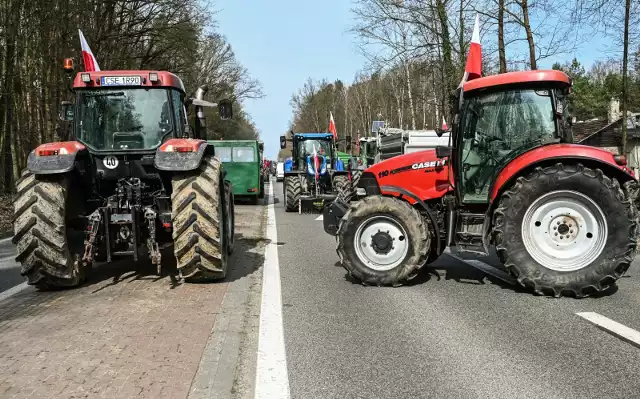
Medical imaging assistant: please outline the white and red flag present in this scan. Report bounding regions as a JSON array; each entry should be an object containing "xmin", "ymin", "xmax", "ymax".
[
  {"xmin": 442, "ymin": 116, "xmax": 448, "ymax": 131},
  {"xmin": 79, "ymin": 29, "xmax": 101, "ymax": 72},
  {"xmin": 458, "ymin": 14, "xmax": 482, "ymax": 88},
  {"xmin": 312, "ymin": 144, "xmax": 320, "ymax": 180},
  {"xmin": 328, "ymin": 112, "xmax": 337, "ymax": 139}
]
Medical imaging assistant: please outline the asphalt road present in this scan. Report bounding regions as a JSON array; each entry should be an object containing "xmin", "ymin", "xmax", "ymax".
[
  {"xmin": 272, "ymin": 181, "xmax": 640, "ymax": 399},
  {"xmin": 0, "ymin": 237, "xmax": 26, "ymax": 294}
]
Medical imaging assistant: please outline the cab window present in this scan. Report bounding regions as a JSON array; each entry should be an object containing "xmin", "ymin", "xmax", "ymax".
[{"xmin": 216, "ymin": 147, "xmax": 232, "ymax": 162}]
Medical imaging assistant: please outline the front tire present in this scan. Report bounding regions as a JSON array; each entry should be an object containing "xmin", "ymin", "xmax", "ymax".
[
  {"xmin": 334, "ymin": 175, "xmax": 353, "ymax": 202},
  {"xmin": 12, "ymin": 171, "xmax": 86, "ymax": 289},
  {"xmin": 284, "ymin": 176, "xmax": 301, "ymax": 212},
  {"xmin": 492, "ymin": 163, "xmax": 637, "ymax": 298},
  {"xmin": 172, "ymin": 156, "xmax": 228, "ymax": 282},
  {"xmin": 336, "ymin": 195, "xmax": 430, "ymax": 286}
]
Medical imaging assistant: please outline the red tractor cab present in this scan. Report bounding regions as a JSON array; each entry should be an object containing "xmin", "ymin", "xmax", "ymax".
[{"xmin": 324, "ymin": 70, "xmax": 639, "ymax": 298}]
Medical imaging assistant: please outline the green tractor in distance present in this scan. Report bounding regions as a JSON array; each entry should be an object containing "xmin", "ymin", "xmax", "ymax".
[
  {"xmin": 280, "ymin": 132, "xmax": 354, "ymax": 212},
  {"xmin": 213, "ymin": 139, "xmax": 265, "ymax": 205},
  {"xmin": 347, "ymin": 136, "xmax": 378, "ymax": 194}
]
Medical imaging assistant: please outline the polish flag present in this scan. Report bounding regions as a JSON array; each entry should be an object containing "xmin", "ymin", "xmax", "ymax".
[
  {"xmin": 328, "ymin": 112, "xmax": 337, "ymax": 138},
  {"xmin": 79, "ymin": 30, "xmax": 101, "ymax": 72},
  {"xmin": 458, "ymin": 14, "xmax": 482, "ymax": 88},
  {"xmin": 442, "ymin": 116, "xmax": 448, "ymax": 131},
  {"xmin": 312, "ymin": 144, "xmax": 320, "ymax": 180}
]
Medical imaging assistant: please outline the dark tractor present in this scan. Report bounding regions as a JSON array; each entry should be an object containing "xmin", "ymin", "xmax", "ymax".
[
  {"xmin": 279, "ymin": 132, "xmax": 353, "ymax": 212},
  {"xmin": 12, "ymin": 61, "xmax": 235, "ymax": 289}
]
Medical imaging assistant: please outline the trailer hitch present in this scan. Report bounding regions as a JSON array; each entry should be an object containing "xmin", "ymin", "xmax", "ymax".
[
  {"xmin": 82, "ymin": 210, "xmax": 102, "ymax": 266},
  {"xmin": 144, "ymin": 207, "xmax": 162, "ymax": 274}
]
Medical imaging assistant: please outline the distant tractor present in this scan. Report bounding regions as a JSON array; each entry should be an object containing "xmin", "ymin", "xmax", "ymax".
[
  {"xmin": 324, "ymin": 70, "xmax": 640, "ymax": 298},
  {"xmin": 348, "ymin": 136, "xmax": 378, "ymax": 196},
  {"xmin": 12, "ymin": 60, "xmax": 236, "ymax": 289},
  {"xmin": 214, "ymin": 139, "xmax": 265, "ymax": 204},
  {"xmin": 279, "ymin": 132, "xmax": 353, "ymax": 212}
]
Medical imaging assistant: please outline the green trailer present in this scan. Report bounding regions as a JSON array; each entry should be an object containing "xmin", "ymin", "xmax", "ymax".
[{"xmin": 212, "ymin": 139, "xmax": 265, "ymax": 204}]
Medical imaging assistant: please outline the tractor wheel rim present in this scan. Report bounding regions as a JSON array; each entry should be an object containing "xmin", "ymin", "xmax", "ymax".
[
  {"xmin": 354, "ymin": 216, "xmax": 409, "ymax": 271},
  {"xmin": 521, "ymin": 190, "xmax": 607, "ymax": 272}
]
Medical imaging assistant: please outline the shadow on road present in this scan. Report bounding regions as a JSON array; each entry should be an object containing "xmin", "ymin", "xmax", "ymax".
[
  {"xmin": 80, "ymin": 232, "xmax": 269, "ymax": 293},
  {"xmin": 337, "ymin": 251, "xmax": 620, "ymax": 298}
]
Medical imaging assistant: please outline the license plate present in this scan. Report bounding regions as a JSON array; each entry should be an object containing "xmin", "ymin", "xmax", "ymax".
[{"xmin": 101, "ymin": 76, "xmax": 142, "ymax": 86}]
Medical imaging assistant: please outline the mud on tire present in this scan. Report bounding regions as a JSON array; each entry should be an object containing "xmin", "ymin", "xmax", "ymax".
[
  {"xmin": 492, "ymin": 163, "xmax": 638, "ymax": 298},
  {"xmin": 12, "ymin": 170, "xmax": 86, "ymax": 289},
  {"xmin": 336, "ymin": 195, "xmax": 430, "ymax": 286},
  {"xmin": 284, "ymin": 176, "xmax": 301, "ymax": 212},
  {"xmin": 172, "ymin": 156, "xmax": 227, "ymax": 282}
]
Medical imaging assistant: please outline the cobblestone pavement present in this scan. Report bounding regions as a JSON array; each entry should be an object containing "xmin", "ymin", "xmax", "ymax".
[{"xmin": 0, "ymin": 199, "xmax": 267, "ymax": 399}]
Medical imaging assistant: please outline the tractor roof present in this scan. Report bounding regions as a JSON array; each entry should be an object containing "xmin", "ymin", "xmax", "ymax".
[
  {"xmin": 294, "ymin": 133, "xmax": 334, "ymax": 139},
  {"xmin": 73, "ymin": 71, "xmax": 186, "ymax": 92},
  {"xmin": 463, "ymin": 70, "xmax": 570, "ymax": 93}
]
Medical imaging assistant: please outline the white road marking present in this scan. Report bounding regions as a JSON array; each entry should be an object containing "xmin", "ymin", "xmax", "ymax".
[
  {"xmin": 0, "ymin": 282, "xmax": 30, "ymax": 303},
  {"xmin": 255, "ymin": 182, "xmax": 291, "ymax": 399},
  {"xmin": 315, "ymin": 215, "xmax": 323, "ymax": 221},
  {"xmin": 576, "ymin": 312, "xmax": 640, "ymax": 349}
]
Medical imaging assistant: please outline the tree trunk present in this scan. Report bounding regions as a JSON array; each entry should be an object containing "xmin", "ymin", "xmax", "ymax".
[
  {"xmin": 520, "ymin": 0, "xmax": 537, "ymax": 69},
  {"xmin": 498, "ymin": 0, "xmax": 507, "ymax": 73},
  {"xmin": 622, "ymin": 0, "xmax": 631, "ymax": 155}
]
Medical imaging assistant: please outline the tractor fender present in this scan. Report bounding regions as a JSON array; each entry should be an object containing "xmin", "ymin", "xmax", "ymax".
[
  {"xmin": 482, "ymin": 143, "xmax": 637, "ymax": 252},
  {"xmin": 488, "ymin": 143, "xmax": 635, "ymax": 202},
  {"xmin": 154, "ymin": 138, "xmax": 208, "ymax": 172},
  {"xmin": 379, "ymin": 185, "xmax": 443, "ymax": 257},
  {"xmin": 27, "ymin": 141, "xmax": 87, "ymax": 175}
]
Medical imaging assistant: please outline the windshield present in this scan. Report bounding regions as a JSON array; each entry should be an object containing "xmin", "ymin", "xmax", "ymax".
[
  {"xmin": 76, "ymin": 89, "xmax": 172, "ymax": 150},
  {"xmin": 298, "ymin": 139, "xmax": 331, "ymax": 159},
  {"xmin": 464, "ymin": 89, "xmax": 557, "ymax": 149},
  {"xmin": 216, "ymin": 147, "xmax": 232, "ymax": 162},
  {"xmin": 233, "ymin": 146, "xmax": 256, "ymax": 162}
]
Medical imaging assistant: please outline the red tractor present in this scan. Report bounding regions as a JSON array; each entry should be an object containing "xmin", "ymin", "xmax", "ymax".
[
  {"xmin": 12, "ymin": 60, "xmax": 235, "ymax": 289},
  {"xmin": 324, "ymin": 70, "xmax": 640, "ymax": 298}
]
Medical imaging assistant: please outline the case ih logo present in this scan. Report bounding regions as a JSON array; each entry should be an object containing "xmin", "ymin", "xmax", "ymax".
[{"xmin": 412, "ymin": 159, "xmax": 447, "ymax": 170}]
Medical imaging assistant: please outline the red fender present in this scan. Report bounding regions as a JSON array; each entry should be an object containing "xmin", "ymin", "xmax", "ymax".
[{"xmin": 490, "ymin": 143, "xmax": 634, "ymax": 202}]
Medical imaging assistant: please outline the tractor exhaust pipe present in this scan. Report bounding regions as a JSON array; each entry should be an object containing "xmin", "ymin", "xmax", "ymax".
[{"xmin": 195, "ymin": 85, "xmax": 209, "ymax": 138}]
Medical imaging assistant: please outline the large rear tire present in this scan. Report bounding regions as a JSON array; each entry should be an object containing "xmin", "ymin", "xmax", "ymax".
[
  {"xmin": 12, "ymin": 170, "xmax": 86, "ymax": 289},
  {"xmin": 172, "ymin": 156, "xmax": 228, "ymax": 282},
  {"xmin": 492, "ymin": 163, "xmax": 638, "ymax": 298},
  {"xmin": 334, "ymin": 175, "xmax": 353, "ymax": 202},
  {"xmin": 336, "ymin": 195, "xmax": 430, "ymax": 286},
  {"xmin": 350, "ymin": 170, "xmax": 362, "ymax": 197},
  {"xmin": 284, "ymin": 176, "xmax": 301, "ymax": 212}
]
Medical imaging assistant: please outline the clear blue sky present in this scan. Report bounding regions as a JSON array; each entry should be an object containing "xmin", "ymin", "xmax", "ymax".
[
  {"xmin": 217, "ymin": 0, "xmax": 367, "ymax": 159},
  {"xmin": 217, "ymin": 2, "xmax": 613, "ymax": 159}
]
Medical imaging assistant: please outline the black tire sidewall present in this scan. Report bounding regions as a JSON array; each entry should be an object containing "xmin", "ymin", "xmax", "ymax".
[
  {"xmin": 500, "ymin": 167, "xmax": 633, "ymax": 288},
  {"xmin": 339, "ymin": 197, "xmax": 427, "ymax": 284}
]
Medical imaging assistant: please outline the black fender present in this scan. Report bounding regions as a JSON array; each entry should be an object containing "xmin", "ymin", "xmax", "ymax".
[
  {"xmin": 331, "ymin": 170, "xmax": 349, "ymax": 177},
  {"xmin": 154, "ymin": 140, "xmax": 209, "ymax": 172},
  {"xmin": 27, "ymin": 149, "xmax": 87, "ymax": 175}
]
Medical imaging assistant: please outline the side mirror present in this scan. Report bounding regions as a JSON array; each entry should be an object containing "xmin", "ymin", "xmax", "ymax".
[
  {"xmin": 435, "ymin": 146, "xmax": 451, "ymax": 159},
  {"xmin": 59, "ymin": 101, "xmax": 74, "ymax": 121},
  {"xmin": 218, "ymin": 99, "xmax": 233, "ymax": 120},
  {"xmin": 345, "ymin": 135, "xmax": 352, "ymax": 143},
  {"xmin": 280, "ymin": 135, "xmax": 287, "ymax": 149},
  {"xmin": 258, "ymin": 142, "xmax": 264, "ymax": 151}
]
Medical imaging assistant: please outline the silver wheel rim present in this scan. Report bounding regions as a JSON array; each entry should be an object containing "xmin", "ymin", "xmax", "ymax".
[
  {"xmin": 353, "ymin": 216, "xmax": 409, "ymax": 271},
  {"xmin": 521, "ymin": 190, "xmax": 607, "ymax": 272}
]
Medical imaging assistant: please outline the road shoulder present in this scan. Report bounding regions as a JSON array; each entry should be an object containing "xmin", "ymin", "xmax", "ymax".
[{"xmin": 188, "ymin": 197, "xmax": 268, "ymax": 399}]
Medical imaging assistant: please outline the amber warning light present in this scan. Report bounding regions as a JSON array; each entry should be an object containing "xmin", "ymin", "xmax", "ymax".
[{"xmin": 63, "ymin": 58, "xmax": 74, "ymax": 72}]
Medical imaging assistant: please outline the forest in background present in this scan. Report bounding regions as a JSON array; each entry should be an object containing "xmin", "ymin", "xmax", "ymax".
[
  {"xmin": 281, "ymin": 0, "xmax": 640, "ymax": 159},
  {"xmin": 0, "ymin": 0, "xmax": 263, "ymax": 194}
]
